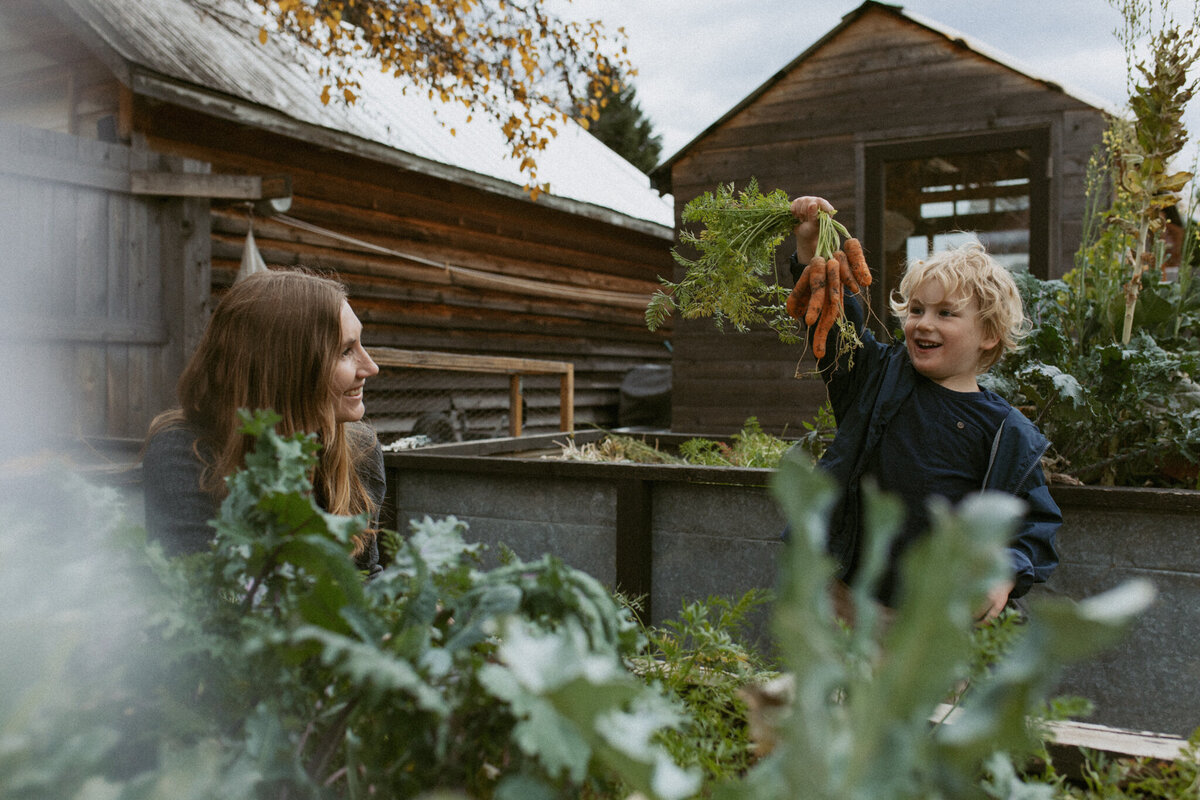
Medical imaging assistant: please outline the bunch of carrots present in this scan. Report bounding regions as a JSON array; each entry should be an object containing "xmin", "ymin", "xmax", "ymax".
[
  {"xmin": 646, "ymin": 181, "xmax": 874, "ymax": 359},
  {"xmin": 785, "ymin": 211, "xmax": 872, "ymax": 359}
]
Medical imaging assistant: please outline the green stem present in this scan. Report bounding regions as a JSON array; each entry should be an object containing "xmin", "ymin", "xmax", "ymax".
[{"xmin": 1121, "ymin": 215, "xmax": 1152, "ymax": 345}]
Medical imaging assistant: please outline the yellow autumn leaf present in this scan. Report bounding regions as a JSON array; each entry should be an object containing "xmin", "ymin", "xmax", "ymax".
[
  {"xmin": 258, "ymin": 27, "xmax": 268, "ymax": 45},
  {"xmin": 320, "ymin": 85, "xmax": 331, "ymax": 105},
  {"xmin": 1160, "ymin": 170, "xmax": 1193, "ymax": 193}
]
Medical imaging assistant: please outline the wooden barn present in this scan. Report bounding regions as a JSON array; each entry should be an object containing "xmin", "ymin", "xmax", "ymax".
[
  {"xmin": 651, "ymin": 0, "xmax": 1112, "ymax": 435},
  {"xmin": 0, "ymin": 0, "xmax": 675, "ymax": 453}
]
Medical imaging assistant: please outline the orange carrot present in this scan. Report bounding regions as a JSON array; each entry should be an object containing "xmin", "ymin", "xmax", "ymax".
[
  {"xmin": 787, "ymin": 260, "xmax": 819, "ymax": 320},
  {"xmin": 826, "ymin": 253, "xmax": 842, "ymax": 314},
  {"xmin": 786, "ymin": 280, "xmax": 810, "ymax": 320},
  {"xmin": 811, "ymin": 298, "xmax": 838, "ymax": 359},
  {"xmin": 844, "ymin": 238, "xmax": 872, "ymax": 287},
  {"xmin": 805, "ymin": 256, "xmax": 827, "ymax": 327},
  {"xmin": 837, "ymin": 249, "xmax": 860, "ymax": 295}
]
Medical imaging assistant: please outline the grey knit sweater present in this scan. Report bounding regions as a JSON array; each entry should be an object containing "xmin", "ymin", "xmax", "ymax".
[{"xmin": 142, "ymin": 423, "xmax": 385, "ymax": 574}]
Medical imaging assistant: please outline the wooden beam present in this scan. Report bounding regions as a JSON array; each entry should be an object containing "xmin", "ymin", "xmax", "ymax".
[
  {"xmin": 932, "ymin": 703, "xmax": 1189, "ymax": 768},
  {"xmin": 129, "ymin": 171, "xmax": 291, "ymax": 200},
  {"xmin": 369, "ymin": 347, "xmax": 574, "ymax": 376}
]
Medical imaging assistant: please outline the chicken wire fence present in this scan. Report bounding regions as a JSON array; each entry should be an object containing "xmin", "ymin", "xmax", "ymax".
[{"xmin": 364, "ymin": 348, "xmax": 574, "ymax": 450}]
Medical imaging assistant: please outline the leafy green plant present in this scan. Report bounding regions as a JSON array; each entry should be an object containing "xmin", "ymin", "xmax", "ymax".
[
  {"xmin": 0, "ymin": 410, "xmax": 700, "ymax": 800},
  {"xmin": 981, "ymin": 3, "xmax": 1200, "ymax": 487},
  {"xmin": 646, "ymin": 179, "xmax": 801, "ymax": 341},
  {"xmin": 557, "ymin": 417, "xmax": 795, "ymax": 468},
  {"xmin": 1104, "ymin": 3, "xmax": 1200, "ymax": 343},
  {"xmin": 983, "ymin": 261, "xmax": 1200, "ymax": 486},
  {"xmin": 676, "ymin": 417, "xmax": 794, "ymax": 468},
  {"xmin": 790, "ymin": 399, "xmax": 838, "ymax": 463},
  {"xmin": 631, "ymin": 590, "xmax": 777, "ymax": 784},
  {"xmin": 704, "ymin": 452, "xmax": 1156, "ymax": 800},
  {"xmin": 1057, "ymin": 735, "xmax": 1200, "ymax": 799}
]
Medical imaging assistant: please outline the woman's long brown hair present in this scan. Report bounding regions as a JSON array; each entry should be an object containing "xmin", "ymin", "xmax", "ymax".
[{"xmin": 148, "ymin": 269, "xmax": 375, "ymax": 556}]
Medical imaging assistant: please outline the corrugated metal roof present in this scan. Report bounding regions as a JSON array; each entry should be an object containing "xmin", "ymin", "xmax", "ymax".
[{"xmin": 56, "ymin": 0, "xmax": 675, "ymax": 233}]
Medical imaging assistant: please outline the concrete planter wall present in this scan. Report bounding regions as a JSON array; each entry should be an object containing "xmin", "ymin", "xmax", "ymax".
[
  {"xmin": 1043, "ymin": 485, "xmax": 1200, "ymax": 737},
  {"xmin": 384, "ymin": 433, "xmax": 1200, "ymax": 737},
  {"xmin": 383, "ymin": 431, "xmax": 785, "ymax": 633}
]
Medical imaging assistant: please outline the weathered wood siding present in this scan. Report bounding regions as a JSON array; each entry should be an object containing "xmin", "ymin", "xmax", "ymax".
[
  {"xmin": 129, "ymin": 102, "xmax": 673, "ymax": 434},
  {"xmin": 0, "ymin": 121, "xmax": 211, "ymax": 441},
  {"xmin": 663, "ymin": 4, "xmax": 1107, "ymax": 434},
  {"xmin": 2, "ymin": 0, "xmax": 675, "ymax": 440}
]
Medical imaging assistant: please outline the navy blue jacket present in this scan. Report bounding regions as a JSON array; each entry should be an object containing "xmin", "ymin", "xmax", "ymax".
[{"xmin": 809, "ymin": 285, "xmax": 1060, "ymax": 599}]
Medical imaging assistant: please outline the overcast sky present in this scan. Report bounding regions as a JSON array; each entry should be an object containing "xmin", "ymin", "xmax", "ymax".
[{"xmin": 556, "ymin": 0, "xmax": 1198, "ymax": 163}]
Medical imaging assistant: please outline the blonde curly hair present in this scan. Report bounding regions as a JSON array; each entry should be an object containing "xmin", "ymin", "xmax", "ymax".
[{"xmin": 888, "ymin": 240, "xmax": 1028, "ymax": 372}]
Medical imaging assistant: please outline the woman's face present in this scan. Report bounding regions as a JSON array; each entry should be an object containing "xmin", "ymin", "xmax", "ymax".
[{"xmin": 331, "ymin": 300, "xmax": 379, "ymax": 423}]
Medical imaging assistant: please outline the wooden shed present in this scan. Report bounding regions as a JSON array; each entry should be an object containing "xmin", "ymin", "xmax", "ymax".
[
  {"xmin": 651, "ymin": 0, "xmax": 1111, "ymax": 435},
  {"xmin": 0, "ymin": 0, "xmax": 675, "ymax": 451}
]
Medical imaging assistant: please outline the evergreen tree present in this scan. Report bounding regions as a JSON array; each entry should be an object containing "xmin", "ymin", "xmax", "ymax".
[{"xmin": 584, "ymin": 79, "xmax": 664, "ymax": 174}]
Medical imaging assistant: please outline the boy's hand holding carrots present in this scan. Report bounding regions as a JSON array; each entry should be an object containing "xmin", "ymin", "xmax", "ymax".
[
  {"xmin": 786, "ymin": 197, "xmax": 872, "ymax": 359},
  {"xmin": 790, "ymin": 196, "xmax": 836, "ymax": 263}
]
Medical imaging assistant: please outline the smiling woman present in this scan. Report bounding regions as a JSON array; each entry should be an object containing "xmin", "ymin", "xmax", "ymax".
[
  {"xmin": 141, "ymin": 269, "xmax": 385, "ymax": 576},
  {"xmin": 331, "ymin": 298, "xmax": 380, "ymax": 424}
]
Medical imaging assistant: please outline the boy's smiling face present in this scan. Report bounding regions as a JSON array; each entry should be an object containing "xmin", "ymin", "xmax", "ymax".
[{"xmin": 902, "ymin": 281, "xmax": 999, "ymax": 393}]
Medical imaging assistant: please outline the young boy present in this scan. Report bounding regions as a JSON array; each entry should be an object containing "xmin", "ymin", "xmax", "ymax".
[{"xmin": 789, "ymin": 196, "xmax": 1059, "ymax": 620}]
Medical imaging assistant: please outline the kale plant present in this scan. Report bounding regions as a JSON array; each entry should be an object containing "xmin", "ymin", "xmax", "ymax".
[
  {"xmin": 0, "ymin": 410, "xmax": 699, "ymax": 800},
  {"xmin": 983, "ymin": 261, "xmax": 1200, "ymax": 486}
]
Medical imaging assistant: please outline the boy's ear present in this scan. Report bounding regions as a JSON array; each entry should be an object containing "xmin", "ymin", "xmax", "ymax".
[{"xmin": 976, "ymin": 320, "xmax": 1002, "ymax": 369}]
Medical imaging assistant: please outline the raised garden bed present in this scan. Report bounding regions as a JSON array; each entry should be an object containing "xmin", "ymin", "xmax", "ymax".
[
  {"xmin": 382, "ymin": 431, "xmax": 1200, "ymax": 738},
  {"xmin": 382, "ymin": 429, "xmax": 784, "ymax": 635}
]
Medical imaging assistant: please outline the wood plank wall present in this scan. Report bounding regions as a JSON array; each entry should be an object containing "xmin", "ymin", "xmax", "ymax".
[
  {"xmin": 665, "ymin": 6, "xmax": 1106, "ymax": 435},
  {"xmin": 0, "ymin": 121, "xmax": 209, "ymax": 443},
  {"xmin": 133, "ymin": 102, "xmax": 675, "ymax": 435}
]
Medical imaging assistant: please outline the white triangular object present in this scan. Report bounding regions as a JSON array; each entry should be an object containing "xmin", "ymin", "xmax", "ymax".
[{"xmin": 236, "ymin": 226, "xmax": 268, "ymax": 283}]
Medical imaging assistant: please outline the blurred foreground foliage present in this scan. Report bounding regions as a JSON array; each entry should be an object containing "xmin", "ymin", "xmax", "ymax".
[{"xmin": 0, "ymin": 412, "xmax": 1174, "ymax": 799}]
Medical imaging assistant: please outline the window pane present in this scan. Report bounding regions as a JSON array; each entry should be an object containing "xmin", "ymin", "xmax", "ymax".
[{"xmin": 882, "ymin": 147, "xmax": 1032, "ymax": 302}]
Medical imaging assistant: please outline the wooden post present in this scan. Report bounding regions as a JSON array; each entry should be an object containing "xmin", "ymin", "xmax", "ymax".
[
  {"xmin": 615, "ymin": 479, "xmax": 653, "ymax": 624},
  {"xmin": 560, "ymin": 363, "xmax": 574, "ymax": 433},
  {"xmin": 508, "ymin": 374, "xmax": 523, "ymax": 437}
]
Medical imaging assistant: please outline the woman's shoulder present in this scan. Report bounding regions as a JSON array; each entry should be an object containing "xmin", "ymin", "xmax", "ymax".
[
  {"xmin": 142, "ymin": 422, "xmax": 217, "ymax": 485},
  {"xmin": 346, "ymin": 421, "xmax": 383, "ymax": 467},
  {"xmin": 144, "ymin": 422, "xmax": 204, "ymax": 459}
]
